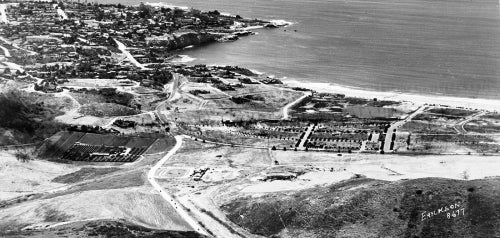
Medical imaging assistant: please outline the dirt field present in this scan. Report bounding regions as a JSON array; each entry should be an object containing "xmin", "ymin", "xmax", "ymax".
[
  {"xmin": 0, "ymin": 186, "xmax": 192, "ymax": 231},
  {"xmin": 0, "ymin": 151, "xmax": 79, "ymax": 201}
]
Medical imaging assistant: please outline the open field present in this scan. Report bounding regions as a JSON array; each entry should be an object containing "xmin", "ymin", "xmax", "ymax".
[
  {"xmin": 165, "ymin": 139, "xmax": 270, "ymax": 169},
  {"xmin": 464, "ymin": 113, "xmax": 500, "ymax": 134},
  {"xmin": 0, "ymin": 151, "xmax": 79, "ymax": 201},
  {"xmin": 79, "ymin": 103, "xmax": 140, "ymax": 117},
  {"xmin": 51, "ymin": 167, "xmax": 121, "ymax": 184},
  {"xmin": 400, "ymin": 120, "xmax": 457, "ymax": 134},
  {"xmin": 61, "ymin": 78, "xmax": 135, "ymax": 89},
  {"xmin": 0, "ymin": 186, "xmax": 192, "ymax": 233}
]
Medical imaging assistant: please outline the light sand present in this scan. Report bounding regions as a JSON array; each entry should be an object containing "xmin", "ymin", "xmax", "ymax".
[{"xmin": 285, "ymin": 79, "xmax": 500, "ymax": 112}]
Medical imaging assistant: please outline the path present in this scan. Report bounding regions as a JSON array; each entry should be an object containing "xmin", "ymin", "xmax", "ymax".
[
  {"xmin": 155, "ymin": 73, "xmax": 180, "ymax": 124},
  {"xmin": 454, "ymin": 111, "xmax": 486, "ymax": 134},
  {"xmin": 383, "ymin": 105, "xmax": 427, "ymax": 153},
  {"xmin": 282, "ymin": 91, "xmax": 311, "ymax": 120},
  {"xmin": 0, "ymin": 36, "xmax": 37, "ymax": 55},
  {"xmin": 147, "ymin": 135, "xmax": 210, "ymax": 236},
  {"xmin": 0, "ymin": 45, "xmax": 10, "ymax": 57}
]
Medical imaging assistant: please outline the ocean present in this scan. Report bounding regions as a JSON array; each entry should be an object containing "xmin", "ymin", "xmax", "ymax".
[{"xmin": 106, "ymin": 0, "xmax": 500, "ymax": 100}]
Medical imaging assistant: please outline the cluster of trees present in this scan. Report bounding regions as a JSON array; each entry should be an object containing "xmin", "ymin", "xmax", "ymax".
[{"xmin": 0, "ymin": 91, "xmax": 65, "ymax": 144}]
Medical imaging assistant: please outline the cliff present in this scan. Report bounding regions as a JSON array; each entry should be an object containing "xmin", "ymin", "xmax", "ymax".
[{"xmin": 146, "ymin": 31, "xmax": 224, "ymax": 51}]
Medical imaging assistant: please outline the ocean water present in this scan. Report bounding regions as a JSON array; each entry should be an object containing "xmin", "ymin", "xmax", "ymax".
[{"xmin": 107, "ymin": 0, "xmax": 500, "ymax": 100}]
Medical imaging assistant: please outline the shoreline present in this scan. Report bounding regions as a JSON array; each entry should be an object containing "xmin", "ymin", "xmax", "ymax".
[
  {"xmin": 174, "ymin": 56, "xmax": 500, "ymax": 112},
  {"xmin": 283, "ymin": 79, "xmax": 500, "ymax": 112}
]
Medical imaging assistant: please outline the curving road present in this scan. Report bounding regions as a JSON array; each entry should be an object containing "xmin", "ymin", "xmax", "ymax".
[
  {"xmin": 383, "ymin": 105, "xmax": 427, "ymax": 153},
  {"xmin": 454, "ymin": 111, "xmax": 486, "ymax": 134},
  {"xmin": 147, "ymin": 135, "xmax": 210, "ymax": 236},
  {"xmin": 282, "ymin": 91, "xmax": 311, "ymax": 120}
]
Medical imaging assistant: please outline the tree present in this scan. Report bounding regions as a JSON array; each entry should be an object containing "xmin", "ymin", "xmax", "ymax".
[
  {"xmin": 15, "ymin": 152, "xmax": 32, "ymax": 163},
  {"xmin": 461, "ymin": 170, "xmax": 470, "ymax": 180},
  {"xmin": 138, "ymin": 3, "xmax": 153, "ymax": 19}
]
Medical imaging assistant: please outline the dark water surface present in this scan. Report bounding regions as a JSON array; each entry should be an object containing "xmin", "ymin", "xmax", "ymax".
[{"xmin": 109, "ymin": 0, "xmax": 500, "ymax": 99}]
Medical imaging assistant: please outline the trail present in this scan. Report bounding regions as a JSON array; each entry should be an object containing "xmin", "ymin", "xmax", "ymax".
[
  {"xmin": 147, "ymin": 135, "xmax": 210, "ymax": 236},
  {"xmin": 454, "ymin": 111, "xmax": 486, "ymax": 134},
  {"xmin": 0, "ymin": 36, "xmax": 37, "ymax": 55},
  {"xmin": 282, "ymin": 91, "xmax": 310, "ymax": 120},
  {"xmin": 0, "ymin": 45, "xmax": 10, "ymax": 57}
]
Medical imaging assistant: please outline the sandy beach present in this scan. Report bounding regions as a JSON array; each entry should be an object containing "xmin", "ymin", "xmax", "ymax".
[{"xmin": 284, "ymin": 79, "xmax": 500, "ymax": 112}]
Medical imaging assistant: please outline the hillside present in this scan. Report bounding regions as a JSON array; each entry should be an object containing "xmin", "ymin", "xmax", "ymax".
[
  {"xmin": 2, "ymin": 219, "xmax": 208, "ymax": 238},
  {"xmin": 221, "ymin": 177, "xmax": 500, "ymax": 238},
  {"xmin": 0, "ymin": 90, "xmax": 66, "ymax": 145}
]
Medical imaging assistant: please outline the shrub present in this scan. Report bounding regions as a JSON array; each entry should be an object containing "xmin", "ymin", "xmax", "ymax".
[{"xmin": 15, "ymin": 152, "xmax": 32, "ymax": 163}]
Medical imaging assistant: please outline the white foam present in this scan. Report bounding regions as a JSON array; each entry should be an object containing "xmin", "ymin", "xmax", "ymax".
[
  {"xmin": 284, "ymin": 79, "xmax": 500, "ymax": 112},
  {"xmin": 170, "ymin": 55, "xmax": 196, "ymax": 63},
  {"xmin": 269, "ymin": 19, "xmax": 294, "ymax": 27},
  {"xmin": 250, "ymin": 69, "xmax": 264, "ymax": 75},
  {"xmin": 243, "ymin": 25, "xmax": 265, "ymax": 31},
  {"xmin": 145, "ymin": 2, "xmax": 189, "ymax": 10},
  {"xmin": 220, "ymin": 12, "xmax": 235, "ymax": 17}
]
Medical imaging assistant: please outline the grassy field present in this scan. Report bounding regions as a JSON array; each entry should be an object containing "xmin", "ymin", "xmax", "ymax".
[
  {"xmin": 400, "ymin": 121, "xmax": 457, "ymax": 134},
  {"xmin": 0, "ymin": 186, "xmax": 192, "ymax": 234},
  {"xmin": 427, "ymin": 108, "xmax": 477, "ymax": 117},
  {"xmin": 51, "ymin": 167, "xmax": 121, "ymax": 184},
  {"xmin": 79, "ymin": 103, "xmax": 140, "ymax": 117}
]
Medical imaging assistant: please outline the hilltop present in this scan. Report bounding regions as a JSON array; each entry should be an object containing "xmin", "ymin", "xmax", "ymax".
[{"xmin": 221, "ymin": 177, "xmax": 500, "ymax": 238}]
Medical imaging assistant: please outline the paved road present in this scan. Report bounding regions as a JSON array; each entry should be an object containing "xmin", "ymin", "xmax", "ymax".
[
  {"xmin": 454, "ymin": 111, "xmax": 486, "ymax": 134},
  {"xmin": 114, "ymin": 39, "xmax": 147, "ymax": 70},
  {"xmin": 282, "ymin": 91, "xmax": 311, "ymax": 120},
  {"xmin": 155, "ymin": 73, "xmax": 180, "ymax": 124},
  {"xmin": 147, "ymin": 135, "xmax": 210, "ymax": 236},
  {"xmin": 297, "ymin": 123, "xmax": 315, "ymax": 150},
  {"xmin": 383, "ymin": 105, "xmax": 427, "ymax": 153}
]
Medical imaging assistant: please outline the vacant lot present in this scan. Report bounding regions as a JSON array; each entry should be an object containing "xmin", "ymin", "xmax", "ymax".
[
  {"xmin": 79, "ymin": 103, "xmax": 140, "ymax": 117},
  {"xmin": 0, "ymin": 151, "xmax": 79, "ymax": 201},
  {"xmin": 0, "ymin": 186, "xmax": 191, "ymax": 232}
]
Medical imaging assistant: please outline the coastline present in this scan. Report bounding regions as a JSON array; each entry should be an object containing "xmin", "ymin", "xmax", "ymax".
[{"xmin": 283, "ymin": 79, "xmax": 500, "ymax": 112}]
